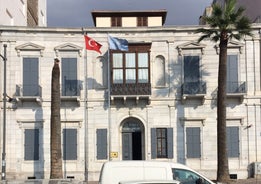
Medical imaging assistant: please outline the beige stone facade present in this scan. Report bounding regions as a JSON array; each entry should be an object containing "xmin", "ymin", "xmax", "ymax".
[{"xmin": 0, "ymin": 24, "xmax": 261, "ymax": 181}]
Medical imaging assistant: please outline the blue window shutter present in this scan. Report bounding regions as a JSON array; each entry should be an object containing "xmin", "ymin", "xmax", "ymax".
[
  {"xmin": 167, "ymin": 128, "xmax": 173, "ymax": 159},
  {"xmin": 227, "ymin": 55, "xmax": 238, "ymax": 83},
  {"xmin": 227, "ymin": 127, "xmax": 239, "ymax": 157},
  {"xmin": 23, "ymin": 58, "xmax": 39, "ymax": 96},
  {"xmin": 62, "ymin": 58, "xmax": 78, "ymax": 96},
  {"xmin": 151, "ymin": 128, "xmax": 156, "ymax": 159},
  {"xmin": 63, "ymin": 129, "xmax": 77, "ymax": 160},
  {"xmin": 24, "ymin": 129, "xmax": 39, "ymax": 160},
  {"xmin": 186, "ymin": 127, "xmax": 201, "ymax": 158},
  {"xmin": 227, "ymin": 55, "xmax": 238, "ymax": 92},
  {"xmin": 97, "ymin": 129, "xmax": 108, "ymax": 160}
]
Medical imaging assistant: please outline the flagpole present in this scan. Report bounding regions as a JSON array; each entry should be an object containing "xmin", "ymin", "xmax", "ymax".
[
  {"xmin": 107, "ymin": 35, "xmax": 128, "ymax": 161},
  {"xmin": 83, "ymin": 30, "xmax": 89, "ymax": 182},
  {"xmin": 107, "ymin": 35, "xmax": 112, "ymax": 161}
]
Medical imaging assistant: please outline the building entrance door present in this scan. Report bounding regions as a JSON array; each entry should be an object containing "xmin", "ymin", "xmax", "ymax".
[{"xmin": 122, "ymin": 119, "xmax": 144, "ymax": 160}]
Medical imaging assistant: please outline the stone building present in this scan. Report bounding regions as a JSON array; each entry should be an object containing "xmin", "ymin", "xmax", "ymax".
[
  {"xmin": 0, "ymin": 10, "xmax": 261, "ymax": 182},
  {"xmin": 0, "ymin": 0, "xmax": 46, "ymax": 27}
]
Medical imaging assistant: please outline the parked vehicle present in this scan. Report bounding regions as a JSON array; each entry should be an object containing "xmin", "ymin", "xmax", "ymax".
[
  {"xmin": 98, "ymin": 161, "xmax": 215, "ymax": 184},
  {"xmin": 119, "ymin": 180, "xmax": 180, "ymax": 184},
  {"xmin": 170, "ymin": 163, "xmax": 214, "ymax": 184},
  {"xmin": 99, "ymin": 161, "xmax": 175, "ymax": 184}
]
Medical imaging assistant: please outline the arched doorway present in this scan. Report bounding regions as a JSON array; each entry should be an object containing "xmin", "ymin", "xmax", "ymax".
[{"xmin": 121, "ymin": 118, "xmax": 144, "ymax": 160}]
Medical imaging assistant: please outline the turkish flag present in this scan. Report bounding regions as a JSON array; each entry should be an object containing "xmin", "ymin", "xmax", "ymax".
[{"xmin": 84, "ymin": 35, "xmax": 102, "ymax": 54}]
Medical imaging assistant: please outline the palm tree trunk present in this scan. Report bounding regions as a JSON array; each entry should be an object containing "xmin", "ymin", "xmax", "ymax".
[
  {"xmin": 217, "ymin": 35, "xmax": 230, "ymax": 182},
  {"xmin": 50, "ymin": 59, "xmax": 63, "ymax": 179}
]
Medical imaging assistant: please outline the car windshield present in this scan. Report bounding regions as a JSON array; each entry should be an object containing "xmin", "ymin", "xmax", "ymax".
[{"xmin": 172, "ymin": 168, "xmax": 211, "ymax": 184}]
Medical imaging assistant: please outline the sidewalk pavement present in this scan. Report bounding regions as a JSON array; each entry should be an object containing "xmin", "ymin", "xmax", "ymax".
[{"xmin": 229, "ymin": 178, "xmax": 261, "ymax": 184}]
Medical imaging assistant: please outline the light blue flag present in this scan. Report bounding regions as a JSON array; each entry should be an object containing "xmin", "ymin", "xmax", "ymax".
[{"xmin": 108, "ymin": 35, "xmax": 128, "ymax": 51}]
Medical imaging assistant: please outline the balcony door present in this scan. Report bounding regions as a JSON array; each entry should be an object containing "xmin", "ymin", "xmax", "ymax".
[
  {"xmin": 61, "ymin": 58, "xmax": 78, "ymax": 96},
  {"xmin": 183, "ymin": 56, "xmax": 200, "ymax": 94},
  {"xmin": 227, "ymin": 55, "xmax": 239, "ymax": 93},
  {"xmin": 184, "ymin": 55, "xmax": 200, "ymax": 83},
  {"xmin": 23, "ymin": 57, "xmax": 39, "ymax": 96}
]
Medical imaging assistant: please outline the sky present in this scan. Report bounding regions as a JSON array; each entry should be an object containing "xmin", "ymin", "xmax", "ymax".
[{"xmin": 47, "ymin": 0, "xmax": 213, "ymax": 28}]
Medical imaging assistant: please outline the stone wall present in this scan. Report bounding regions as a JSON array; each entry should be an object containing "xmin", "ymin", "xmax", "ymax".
[{"xmin": 27, "ymin": 0, "xmax": 38, "ymax": 26}]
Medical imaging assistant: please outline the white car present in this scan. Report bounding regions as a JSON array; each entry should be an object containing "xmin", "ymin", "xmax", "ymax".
[{"xmin": 170, "ymin": 163, "xmax": 214, "ymax": 184}]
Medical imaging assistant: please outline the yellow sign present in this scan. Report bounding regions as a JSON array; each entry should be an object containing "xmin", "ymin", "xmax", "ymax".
[{"xmin": 110, "ymin": 152, "xmax": 118, "ymax": 158}]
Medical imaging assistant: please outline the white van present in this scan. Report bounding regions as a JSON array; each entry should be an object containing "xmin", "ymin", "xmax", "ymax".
[
  {"xmin": 98, "ymin": 161, "xmax": 215, "ymax": 184},
  {"xmin": 99, "ymin": 161, "xmax": 176, "ymax": 184}
]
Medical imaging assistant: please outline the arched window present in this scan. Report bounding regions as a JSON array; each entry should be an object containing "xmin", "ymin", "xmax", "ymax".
[
  {"xmin": 154, "ymin": 55, "xmax": 166, "ymax": 87},
  {"xmin": 95, "ymin": 56, "xmax": 107, "ymax": 88}
]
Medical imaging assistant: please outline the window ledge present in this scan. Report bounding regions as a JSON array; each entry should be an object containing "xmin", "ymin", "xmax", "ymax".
[
  {"xmin": 111, "ymin": 95, "xmax": 151, "ymax": 105},
  {"xmin": 181, "ymin": 94, "xmax": 206, "ymax": 104},
  {"xmin": 17, "ymin": 96, "xmax": 42, "ymax": 106},
  {"xmin": 61, "ymin": 96, "xmax": 80, "ymax": 105},
  {"xmin": 227, "ymin": 93, "xmax": 245, "ymax": 103},
  {"xmin": 154, "ymin": 85, "xmax": 168, "ymax": 89}
]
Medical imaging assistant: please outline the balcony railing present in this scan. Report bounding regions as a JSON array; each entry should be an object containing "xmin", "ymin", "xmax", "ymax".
[
  {"xmin": 111, "ymin": 83, "xmax": 151, "ymax": 96},
  {"xmin": 181, "ymin": 81, "xmax": 206, "ymax": 95},
  {"xmin": 226, "ymin": 81, "xmax": 246, "ymax": 94},
  {"xmin": 16, "ymin": 84, "xmax": 42, "ymax": 97},
  {"xmin": 62, "ymin": 80, "xmax": 81, "ymax": 96}
]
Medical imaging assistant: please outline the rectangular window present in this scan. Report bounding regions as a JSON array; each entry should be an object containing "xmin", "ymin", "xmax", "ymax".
[
  {"xmin": 110, "ymin": 44, "xmax": 151, "ymax": 96},
  {"xmin": 63, "ymin": 129, "xmax": 77, "ymax": 160},
  {"xmin": 227, "ymin": 55, "xmax": 238, "ymax": 82},
  {"xmin": 137, "ymin": 17, "xmax": 148, "ymax": 26},
  {"xmin": 184, "ymin": 56, "xmax": 200, "ymax": 83},
  {"xmin": 61, "ymin": 58, "xmax": 78, "ymax": 96},
  {"xmin": 96, "ymin": 129, "xmax": 108, "ymax": 160},
  {"xmin": 227, "ymin": 126, "xmax": 239, "ymax": 157},
  {"xmin": 111, "ymin": 17, "xmax": 122, "ymax": 27},
  {"xmin": 227, "ymin": 55, "xmax": 239, "ymax": 93},
  {"xmin": 126, "ymin": 53, "xmax": 136, "ymax": 83},
  {"xmin": 112, "ymin": 53, "xmax": 124, "ymax": 83},
  {"xmin": 186, "ymin": 127, "xmax": 201, "ymax": 158},
  {"xmin": 151, "ymin": 128, "xmax": 173, "ymax": 159},
  {"xmin": 183, "ymin": 56, "xmax": 201, "ymax": 94},
  {"xmin": 138, "ymin": 53, "xmax": 149, "ymax": 83},
  {"xmin": 24, "ymin": 129, "xmax": 39, "ymax": 160},
  {"xmin": 111, "ymin": 48, "xmax": 150, "ymax": 84},
  {"xmin": 23, "ymin": 57, "xmax": 39, "ymax": 96},
  {"xmin": 156, "ymin": 128, "xmax": 167, "ymax": 158}
]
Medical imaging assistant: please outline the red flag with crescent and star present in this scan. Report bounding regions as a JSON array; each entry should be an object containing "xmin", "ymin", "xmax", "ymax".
[{"xmin": 84, "ymin": 35, "xmax": 102, "ymax": 54}]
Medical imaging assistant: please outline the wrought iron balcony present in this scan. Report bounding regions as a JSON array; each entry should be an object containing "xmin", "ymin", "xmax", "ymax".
[
  {"xmin": 181, "ymin": 81, "xmax": 206, "ymax": 95},
  {"xmin": 62, "ymin": 79, "xmax": 81, "ymax": 96},
  {"xmin": 16, "ymin": 84, "xmax": 42, "ymax": 97},
  {"xmin": 111, "ymin": 83, "xmax": 151, "ymax": 96},
  {"xmin": 226, "ymin": 81, "xmax": 246, "ymax": 94}
]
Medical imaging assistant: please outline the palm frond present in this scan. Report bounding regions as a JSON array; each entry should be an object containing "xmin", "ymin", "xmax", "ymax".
[{"xmin": 196, "ymin": 0, "xmax": 252, "ymax": 43}]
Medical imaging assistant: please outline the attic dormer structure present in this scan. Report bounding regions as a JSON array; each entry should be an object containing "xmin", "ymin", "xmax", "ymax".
[{"xmin": 91, "ymin": 10, "xmax": 167, "ymax": 27}]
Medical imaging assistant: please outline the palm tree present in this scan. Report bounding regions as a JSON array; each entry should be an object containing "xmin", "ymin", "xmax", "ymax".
[
  {"xmin": 196, "ymin": 0, "xmax": 252, "ymax": 182},
  {"xmin": 50, "ymin": 58, "xmax": 63, "ymax": 179}
]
